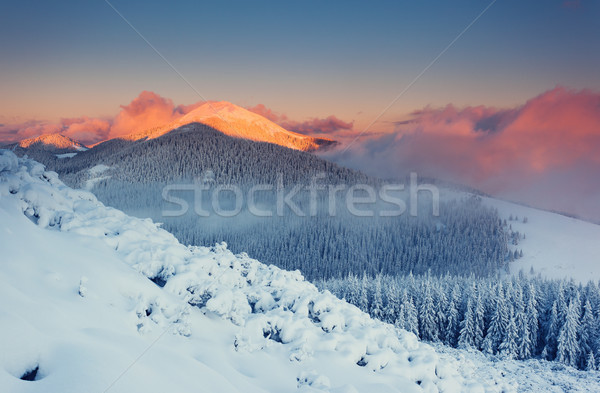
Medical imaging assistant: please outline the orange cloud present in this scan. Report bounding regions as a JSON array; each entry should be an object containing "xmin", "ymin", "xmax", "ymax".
[
  {"xmin": 62, "ymin": 117, "xmax": 111, "ymax": 143},
  {"xmin": 109, "ymin": 91, "xmax": 187, "ymax": 138}
]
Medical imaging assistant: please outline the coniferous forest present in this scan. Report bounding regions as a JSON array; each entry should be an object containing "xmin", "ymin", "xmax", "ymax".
[{"xmin": 318, "ymin": 272, "xmax": 600, "ymax": 371}]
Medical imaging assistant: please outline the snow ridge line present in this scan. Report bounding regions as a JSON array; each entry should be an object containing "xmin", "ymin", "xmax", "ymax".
[{"xmin": 0, "ymin": 150, "xmax": 511, "ymax": 392}]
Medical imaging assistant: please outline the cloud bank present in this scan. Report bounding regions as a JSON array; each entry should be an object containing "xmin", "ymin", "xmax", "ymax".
[{"xmin": 326, "ymin": 87, "xmax": 600, "ymax": 222}]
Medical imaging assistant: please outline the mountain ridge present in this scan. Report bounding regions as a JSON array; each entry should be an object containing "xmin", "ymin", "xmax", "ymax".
[
  {"xmin": 122, "ymin": 101, "xmax": 337, "ymax": 152},
  {"xmin": 9, "ymin": 133, "xmax": 88, "ymax": 153}
]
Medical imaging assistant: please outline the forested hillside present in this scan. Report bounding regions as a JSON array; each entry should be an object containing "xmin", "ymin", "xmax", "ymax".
[
  {"xmin": 25, "ymin": 124, "xmax": 370, "ymax": 186},
  {"xmin": 18, "ymin": 123, "xmax": 511, "ymax": 281}
]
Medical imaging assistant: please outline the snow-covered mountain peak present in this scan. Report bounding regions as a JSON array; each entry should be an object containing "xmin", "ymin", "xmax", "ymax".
[
  {"xmin": 15, "ymin": 133, "xmax": 88, "ymax": 152},
  {"xmin": 0, "ymin": 150, "xmax": 513, "ymax": 392},
  {"xmin": 125, "ymin": 101, "xmax": 337, "ymax": 152}
]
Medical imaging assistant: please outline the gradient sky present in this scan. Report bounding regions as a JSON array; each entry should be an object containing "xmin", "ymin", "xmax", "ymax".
[{"xmin": 1, "ymin": 0, "xmax": 599, "ymax": 130}]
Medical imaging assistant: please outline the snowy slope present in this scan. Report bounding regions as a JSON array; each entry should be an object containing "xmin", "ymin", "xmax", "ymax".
[
  {"xmin": 482, "ymin": 196, "xmax": 600, "ymax": 283},
  {"xmin": 124, "ymin": 101, "xmax": 337, "ymax": 152},
  {"xmin": 0, "ymin": 150, "xmax": 513, "ymax": 393},
  {"xmin": 15, "ymin": 134, "xmax": 87, "ymax": 153}
]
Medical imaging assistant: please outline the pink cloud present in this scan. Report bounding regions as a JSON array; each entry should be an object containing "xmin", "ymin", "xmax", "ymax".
[
  {"xmin": 281, "ymin": 116, "xmax": 354, "ymax": 135},
  {"xmin": 328, "ymin": 87, "xmax": 600, "ymax": 221},
  {"xmin": 62, "ymin": 117, "xmax": 111, "ymax": 144},
  {"xmin": 246, "ymin": 104, "xmax": 284, "ymax": 123},
  {"xmin": 246, "ymin": 105, "xmax": 354, "ymax": 136}
]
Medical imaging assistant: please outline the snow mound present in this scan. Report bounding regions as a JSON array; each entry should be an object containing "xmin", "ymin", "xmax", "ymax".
[{"xmin": 0, "ymin": 150, "xmax": 512, "ymax": 392}]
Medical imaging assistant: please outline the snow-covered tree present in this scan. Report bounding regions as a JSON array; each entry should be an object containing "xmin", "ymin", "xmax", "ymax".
[
  {"xmin": 419, "ymin": 282, "xmax": 439, "ymax": 342},
  {"xmin": 579, "ymin": 298, "xmax": 596, "ymax": 368},
  {"xmin": 458, "ymin": 298, "xmax": 476, "ymax": 349},
  {"xmin": 542, "ymin": 301, "xmax": 560, "ymax": 361},
  {"xmin": 482, "ymin": 283, "xmax": 507, "ymax": 355},
  {"xmin": 499, "ymin": 306, "xmax": 519, "ymax": 359},
  {"xmin": 474, "ymin": 290, "xmax": 486, "ymax": 350},
  {"xmin": 586, "ymin": 351, "xmax": 597, "ymax": 372},
  {"xmin": 445, "ymin": 284, "xmax": 461, "ymax": 346},
  {"xmin": 370, "ymin": 274, "xmax": 384, "ymax": 320},
  {"xmin": 557, "ymin": 295, "xmax": 581, "ymax": 368},
  {"xmin": 398, "ymin": 290, "xmax": 418, "ymax": 336},
  {"xmin": 358, "ymin": 273, "xmax": 369, "ymax": 312}
]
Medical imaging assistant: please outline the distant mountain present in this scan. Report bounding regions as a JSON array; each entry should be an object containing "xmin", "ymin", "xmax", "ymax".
[
  {"xmin": 124, "ymin": 101, "xmax": 337, "ymax": 152},
  {"xmin": 11, "ymin": 133, "xmax": 87, "ymax": 153},
  {"xmin": 34, "ymin": 123, "xmax": 367, "ymax": 187}
]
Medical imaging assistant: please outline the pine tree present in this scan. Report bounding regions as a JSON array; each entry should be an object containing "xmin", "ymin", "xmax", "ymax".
[
  {"xmin": 435, "ymin": 284, "xmax": 448, "ymax": 343},
  {"xmin": 514, "ymin": 284, "xmax": 533, "ymax": 359},
  {"xmin": 542, "ymin": 301, "xmax": 560, "ymax": 361},
  {"xmin": 395, "ymin": 290, "xmax": 408, "ymax": 331},
  {"xmin": 579, "ymin": 298, "xmax": 596, "ymax": 368},
  {"xmin": 557, "ymin": 295, "xmax": 581, "ymax": 368},
  {"xmin": 445, "ymin": 284, "xmax": 461, "ymax": 346},
  {"xmin": 344, "ymin": 273, "xmax": 359, "ymax": 306},
  {"xmin": 586, "ymin": 351, "xmax": 597, "ymax": 371},
  {"xmin": 358, "ymin": 272, "xmax": 369, "ymax": 312},
  {"xmin": 517, "ymin": 310, "xmax": 533, "ymax": 360},
  {"xmin": 499, "ymin": 306, "xmax": 519, "ymax": 359},
  {"xmin": 474, "ymin": 291, "xmax": 486, "ymax": 350},
  {"xmin": 524, "ymin": 283, "xmax": 540, "ymax": 355},
  {"xmin": 482, "ymin": 284, "xmax": 507, "ymax": 354},
  {"xmin": 419, "ymin": 282, "xmax": 439, "ymax": 341},
  {"xmin": 370, "ymin": 274, "xmax": 384, "ymax": 320},
  {"xmin": 383, "ymin": 281, "xmax": 400, "ymax": 324},
  {"xmin": 458, "ymin": 298, "xmax": 476, "ymax": 349},
  {"xmin": 398, "ymin": 290, "xmax": 419, "ymax": 336}
]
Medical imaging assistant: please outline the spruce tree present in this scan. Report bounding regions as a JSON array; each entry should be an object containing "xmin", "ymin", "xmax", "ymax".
[
  {"xmin": 419, "ymin": 282, "xmax": 439, "ymax": 342},
  {"xmin": 370, "ymin": 275, "xmax": 384, "ymax": 320},
  {"xmin": 445, "ymin": 284, "xmax": 461, "ymax": 346},
  {"xmin": 579, "ymin": 298, "xmax": 596, "ymax": 368},
  {"xmin": 499, "ymin": 306, "xmax": 519, "ymax": 359},
  {"xmin": 586, "ymin": 351, "xmax": 597, "ymax": 372},
  {"xmin": 458, "ymin": 298, "xmax": 476, "ymax": 349},
  {"xmin": 474, "ymin": 291, "xmax": 486, "ymax": 350},
  {"xmin": 542, "ymin": 301, "xmax": 560, "ymax": 361},
  {"xmin": 557, "ymin": 295, "xmax": 581, "ymax": 368},
  {"xmin": 482, "ymin": 284, "xmax": 507, "ymax": 354}
]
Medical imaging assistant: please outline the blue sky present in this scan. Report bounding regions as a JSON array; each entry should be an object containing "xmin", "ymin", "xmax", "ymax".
[{"xmin": 1, "ymin": 0, "xmax": 598, "ymax": 126}]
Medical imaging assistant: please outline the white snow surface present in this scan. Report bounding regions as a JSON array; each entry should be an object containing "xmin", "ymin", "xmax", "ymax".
[
  {"xmin": 0, "ymin": 150, "xmax": 514, "ymax": 392},
  {"xmin": 84, "ymin": 164, "xmax": 111, "ymax": 190},
  {"xmin": 55, "ymin": 153, "xmax": 77, "ymax": 159},
  {"xmin": 481, "ymin": 196, "xmax": 600, "ymax": 283}
]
